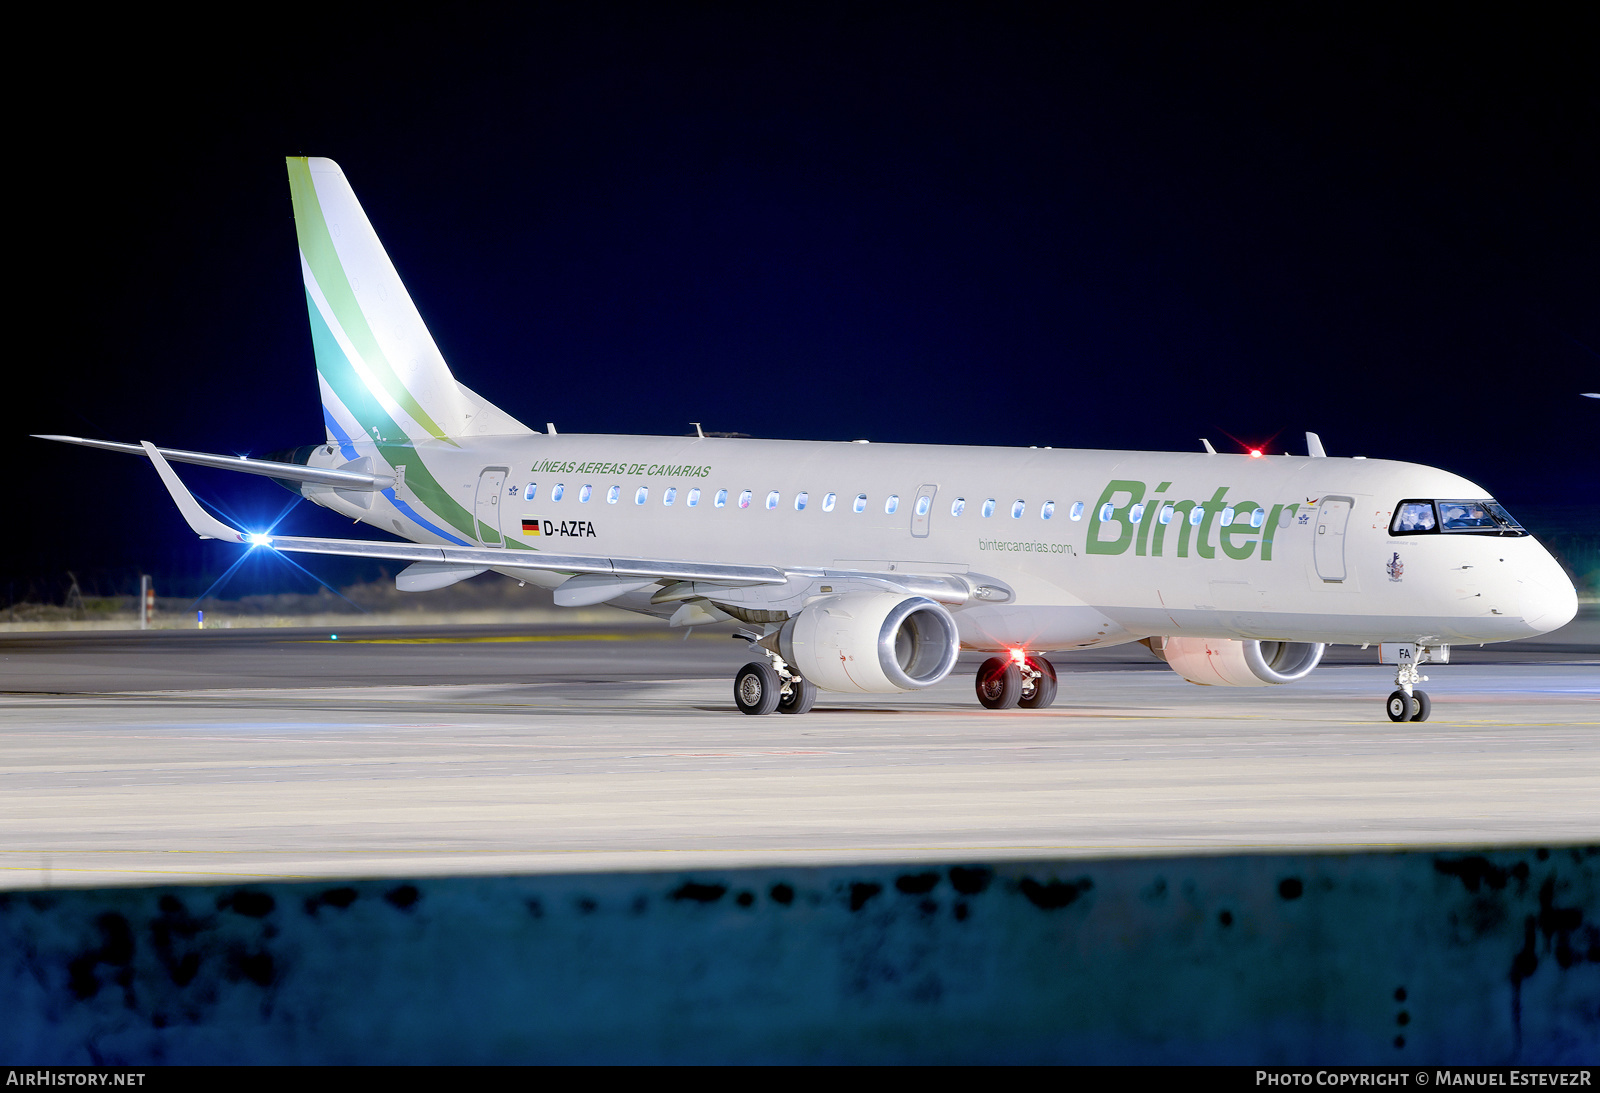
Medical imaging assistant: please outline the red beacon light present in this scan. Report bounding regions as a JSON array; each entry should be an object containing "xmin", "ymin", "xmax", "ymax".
[{"xmin": 1249, "ymin": 449, "xmax": 1263, "ymax": 458}]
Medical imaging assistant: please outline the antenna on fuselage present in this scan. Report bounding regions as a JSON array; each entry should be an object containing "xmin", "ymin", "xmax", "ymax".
[
  {"xmin": 692, "ymin": 422, "xmax": 705, "ymax": 438},
  {"xmin": 1306, "ymin": 431, "xmax": 1327, "ymax": 458},
  {"xmin": 1200, "ymin": 439, "xmax": 1216, "ymax": 455},
  {"xmin": 547, "ymin": 422, "xmax": 558, "ymax": 435}
]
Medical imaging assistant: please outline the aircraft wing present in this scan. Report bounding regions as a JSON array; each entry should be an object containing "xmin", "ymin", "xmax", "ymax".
[
  {"xmin": 137, "ymin": 441, "xmax": 786, "ymax": 590},
  {"xmin": 35, "ymin": 434, "xmax": 391, "ymax": 490}
]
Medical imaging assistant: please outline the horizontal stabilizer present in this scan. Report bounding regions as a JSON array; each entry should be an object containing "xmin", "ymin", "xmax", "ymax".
[{"xmin": 35, "ymin": 435, "xmax": 393, "ymax": 490}]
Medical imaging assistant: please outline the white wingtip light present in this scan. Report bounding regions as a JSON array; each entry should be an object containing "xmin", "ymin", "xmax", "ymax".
[{"xmin": 140, "ymin": 441, "xmax": 245, "ymax": 542}]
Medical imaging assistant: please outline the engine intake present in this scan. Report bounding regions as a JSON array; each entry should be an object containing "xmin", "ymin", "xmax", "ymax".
[
  {"xmin": 1145, "ymin": 636, "xmax": 1325, "ymax": 687},
  {"xmin": 777, "ymin": 591, "xmax": 960, "ymax": 693}
]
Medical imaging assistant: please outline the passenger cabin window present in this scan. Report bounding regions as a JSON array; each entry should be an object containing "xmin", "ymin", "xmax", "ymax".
[
  {"xmin": 1129, "ymin": 503, "xmax": 1144, "ymax": 524},
  {"xmin": 1219, "ymin": 506, "xmax": 1234, "ymax": 526},
  {"xmin": 766, "ymin": 491, "xmax": 780, "ymax": 510},
  {"xmin": 951, "ymin": 497, "xmax": 966, "ymax": 517},
  {"xmin": 1041, "ymin": 501, "xmax": 1054, "ymax": 520},
  {"xmin": 1189, "ymin": 507, "xmax": 1203, "ymax": 526},
  {"xmin": 1158, "ymin": 504, "xmax": 1173, "ymax": 525},
  {"xmin": 822, "ymin": 493, "xmax": 836, "ymax": 512},
  {"xmin": 579, "ymin": 484, "xmax": 593, "ymax": 503},
  {"xmin": 1249, "ymin": 508, "xmax": 1265, "ymax": 528},
  {"xmin": 1098, "ymin": 502, "xmax": 1115, "ymax": 522},
  {"xmin": 886, "ymin": 495, "xmax": 899, "ymax": 514},
  {"xmin": 606, "ymin": 485, "xmax": 620, "ymax": 504},
  {"xmin": 687, "ymin": 488, "xmax": 701, "ymax": 507},
  {"xmin": 982, "ymin": 498, "xmax": 996, "ymax": 518},
  {"xmin": 915, "ymin": 495, "xmax": 930, "ymax": 517},
  {"xmin": 1010, "ymin": 500, "xmax": 1024, "ymax": 519},
  {"xmin": 635, "ymin": 486, "xmax": 648, "ymax": 505},
  {"xmin": 552, "ymin": 483, "xmax": 565, "ymax": 502},
  {"xmin": 853, "ymin": 494, "xmax": 867, "ymax": 513},
  {"xmin": 738, "ymin": 490, "xmax": 753, "ymax": 509},
  {"xmin": 1069, "ymin": 501, "xmax": 1084, "ymax": 521},
  {"xmin": 715, "ymin": 489, "xmax": 728, "ymax": 508},
  {"xmin": 796, "ymin": 492, "xmax": 808, "ymax": 511},
  {"xmin": 525, "ymin": 483, "xmax": 537, "ymax": 500},
  {"xmin": 663, "ymin": 487, "xmax": 677, "ymax": 506}
]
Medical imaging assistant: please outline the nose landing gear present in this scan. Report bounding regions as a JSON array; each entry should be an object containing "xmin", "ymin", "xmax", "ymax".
[
  {"xmin": 976, "ymin": 653, "xmax": 1057, "ymax": 710},
  {"xmin": 1385, "ymin": 659, "xmax": 1432, "ymax": 723}
]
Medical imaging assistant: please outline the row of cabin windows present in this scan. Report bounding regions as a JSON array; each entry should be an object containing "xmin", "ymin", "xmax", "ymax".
[
  {"xmin": 522, "ymin": 482, "xmax": 1270, "ymax": 529},
  {"xmin": 1110, "ymin": 502, "xmax": 1268, "ymax": 529},
  {"xmin": 526, "ymin": 483, "xmax": 1087, "ymax": 519}
]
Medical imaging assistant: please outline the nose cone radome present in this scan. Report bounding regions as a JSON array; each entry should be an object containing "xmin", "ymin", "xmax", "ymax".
[{"xmin": 1521, "ymin": 547, "xmax": 1579, "ymax": 635}]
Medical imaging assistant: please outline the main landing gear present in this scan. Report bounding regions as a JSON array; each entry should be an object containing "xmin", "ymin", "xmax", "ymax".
[
  {"xmin": 733, "ymin": 637, "xmax": 817, "ymax": 716},
  {"xmin": 1385, "ymin": 660, "xmax": 1432, "ymax": 723},
  {"xmin": 975, "ymin": 653, "xmax": 1057, "ymax": 710}
]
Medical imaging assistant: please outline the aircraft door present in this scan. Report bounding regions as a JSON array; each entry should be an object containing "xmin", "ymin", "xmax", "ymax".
[
  {"xmin": 910, "ymin": 484, "xmax": 938, "ymax": 538},
  {"xmin": 1313, "ymin": 495, "xmax": 1354, "ymax": 582},
  {"xmin": 475, "ymin": 467, "xmax": 508, "ymax": 546}
]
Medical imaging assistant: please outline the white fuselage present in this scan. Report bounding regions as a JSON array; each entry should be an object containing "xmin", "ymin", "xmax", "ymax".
[{"xmin": 304, "ymin": 433, "xmax": 1577, "ymax": 651}]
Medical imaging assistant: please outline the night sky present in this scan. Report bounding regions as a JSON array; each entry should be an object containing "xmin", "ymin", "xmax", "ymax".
[{"xmin": 15, "ymin": 5, "xmax": 1597, "ymax": 601}]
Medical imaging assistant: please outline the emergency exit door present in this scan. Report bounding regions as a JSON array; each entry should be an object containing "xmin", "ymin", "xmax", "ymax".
[
  {"xmin": 910, "ymin": 484, "xmax": 938, "ymax": 537},
  {"xmin": 1313, "ymin": 495, "xmax": 1354, "ymax": 582},
  {"xmin": 475, "ymin": 467, "xmax": 508, "ymax": 546}
]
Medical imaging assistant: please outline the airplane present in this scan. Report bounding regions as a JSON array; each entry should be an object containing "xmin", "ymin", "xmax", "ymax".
[{"xmin": 37, "ymin": 157, "xmax": 1579, "ymax": 721}]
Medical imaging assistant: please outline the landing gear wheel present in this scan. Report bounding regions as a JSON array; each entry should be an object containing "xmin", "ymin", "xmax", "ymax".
[
  {"xmin": 1409, "ymin": 690, "xmax": 1431, "ymax": 722},
  {"xmin": 778, "ymin": 675, "xmax": 818, "ymax": 715},
  {"xmin": 735, "ymin": 661, "xmax": 781, "ymax": 715},
  {"xmin": 1385, "ymin": 690, "xmax": 1415, "ymax": 723},
  {"xmin": 976, "ymin": 657, "xmax": 1023, "ymax": 710},
  {"xmin": 1018, "ymin": 656, "xmax": 1058, "ymax": 709}
]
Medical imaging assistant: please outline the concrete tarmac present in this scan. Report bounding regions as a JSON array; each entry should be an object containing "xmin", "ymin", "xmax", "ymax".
[{"xmin": 1, "ymin": 612, "xmax": 1595, "ymax": 889}]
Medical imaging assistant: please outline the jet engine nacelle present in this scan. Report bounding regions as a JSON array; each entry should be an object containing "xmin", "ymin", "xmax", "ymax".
[
  {"xmin": 1146, "ymin": 636, "xmax": 1325, "ymax": 687},
  {"xmin": 776, "ymin": 591, "xmax": 960, "ymax": 693}
]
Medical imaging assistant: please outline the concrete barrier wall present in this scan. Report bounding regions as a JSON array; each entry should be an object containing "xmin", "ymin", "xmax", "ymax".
[{"xmin": 3, "ymin": 847, "xmax": 1596, "ymax": 1063}]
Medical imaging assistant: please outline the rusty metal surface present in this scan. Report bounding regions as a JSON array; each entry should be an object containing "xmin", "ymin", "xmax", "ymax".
[{"xmin": 3, "ymin": 848, "xmax": 1596, "ymax": 1063}]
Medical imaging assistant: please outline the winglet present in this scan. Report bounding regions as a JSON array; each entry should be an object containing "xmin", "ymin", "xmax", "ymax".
[
  {"xmin": 140, "ymin": 441, "xmax": 244, "ymax": 542},
  {"xmin": 1306, "ymin": 431, "xmax": 1327, "ymax": 458}
]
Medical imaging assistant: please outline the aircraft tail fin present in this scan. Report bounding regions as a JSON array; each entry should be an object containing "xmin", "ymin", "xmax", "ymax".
[{"xmin": 286, "ymin": 157, "xmax": 532, "ymax": 447}]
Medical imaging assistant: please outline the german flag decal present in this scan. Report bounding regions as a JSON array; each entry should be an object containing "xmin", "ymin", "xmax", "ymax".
[{"xmin": 521, "ymin": 517, "xmax": 541, "ymax": 536}]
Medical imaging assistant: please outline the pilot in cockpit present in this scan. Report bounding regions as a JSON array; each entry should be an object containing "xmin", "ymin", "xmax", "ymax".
[{"xmin": 1396, "ymin": 502, "xmax": 1436, "ymax": 532}]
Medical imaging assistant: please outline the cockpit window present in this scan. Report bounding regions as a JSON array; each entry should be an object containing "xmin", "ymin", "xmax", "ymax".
[
  {"xmin": 1439, "ymin": 499, "xmax": 1525, "ymax": 535},
  {"xmin": 1482, "ymin": 502, "xmax": 1526, "ymax": 533},
  {"xmin": 1390, "ymin": 498, "xmax": 1526, "ymax": 536},
  {"xmin": 1391, "ymin": 501, "xmax": 1437, "ymax": 534}
]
